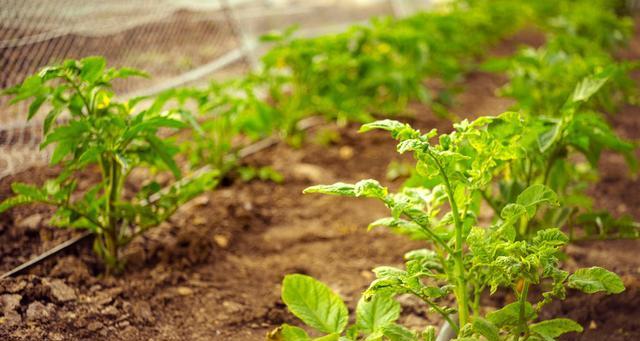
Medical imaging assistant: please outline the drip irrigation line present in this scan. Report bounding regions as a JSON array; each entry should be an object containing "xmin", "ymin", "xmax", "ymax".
[
  {"xmin": 0, "ymin": 115, "xmax": 324, "ymax": 279},
  {"xmin": 0, "ymin": 231, "xmax": 92, "ymax": 280}
]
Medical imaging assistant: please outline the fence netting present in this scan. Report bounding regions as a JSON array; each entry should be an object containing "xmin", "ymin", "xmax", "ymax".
[{"xmin": 0, "ymin": 0, "xmax": 430, "ymax": 179}]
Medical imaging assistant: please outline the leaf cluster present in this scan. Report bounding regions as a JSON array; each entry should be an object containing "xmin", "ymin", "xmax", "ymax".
[
  {"xmin": 1, "ymin": 56, "xmax": 218, "ymax": 272},
  {"xmin": 277, "ymin": 115, "xmax": 625, "ymax": 340}
]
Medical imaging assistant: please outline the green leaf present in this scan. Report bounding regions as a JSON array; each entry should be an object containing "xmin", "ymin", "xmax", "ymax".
[
  {"xmin": 530, "ymin": 318, "xmax": 583, "ymax": 341},
  {"xmin": 568, "ymin": 267, "xmax": 625, "ymax": 294},
  {"xmin": 304, "ymin": 180, "xmax": 387, "ymax": 199},
  {"xmin": 0, "ymin": 195, "xmax": 36, "ymax": 213},
  {"xmin": 537, "ymin": 121, "xmax": 560, "ymax": 152},
  {"xmin": 80, "ymin": 56, "xmax": 106, "ymax": 82},
  {"xmin": 515, "ymin": 185, "xmax": 559, "ymax": 218},
  {"xmin": 50, "ymin": 141, "xmax": 73, "ymax": 165},
  {"xmin": 532, "ymin": 228, "xmax": 568, "ymax": 247},
  {"xmin": 354, "ymin": 180, "xmax": 388, "ymax": 199},
  {"xmin": 267, "ymin": 324, "xmax": 310, "ymax": 341},
  {"xmin": 368, "ymin": 217, "xmax": 429, "ymax": 240},
  {"xmin": 281, "ymin": 325, "xmax": 310, "ymax": 340},
  {"xmin": 28, "ymin": 95, "xmax": 47, "ymax": 120},
  {"xmin": 43, "ymin": 108, "xmax": 63, "ymax": 134},
  {"xmin": 313, "ymin": 334, "xmax": 340, "ymax": 341},
  {"xmin": 571, "ymin": 75, "xmax": 609, "ymax": 104},
  {"xmin": 356, "ymin": 294, "xmax": 401, "ymax": 334},
  {"xmin": 11, "ymin": 183, "xmax": 45, "ymax": 198},
  {"xmin": 281, "ymin": 274, "xmax": 349, "ymax": 334},
  {"xmin": 304, "ymin": 183, "xmax": 356, "ymax": 197},
  {"xmin": 486, "ymin": 302, "xmax": 535, "ymax": 328},
  {"xmin": 500, "ymin": 203, "xmax": 527, "ymax": 222},
  {"xmin": 359, "ymin": 120, "xmax": 422, "ymax": 141},
  {"xmin": 146, "ymin": 134, "xmax": 181, "ymax": 178},
  {"xmin": 380, "ymin": 324, "xmax": 418, "ymax": 341},
  {"xmin": 360, "ymin": 120, "xmax": 406, "ymax": 133},
  {"xmin": 21, "ymin": 75, "xmax": 43, "ymax": 92},
  {"xmin": 472, "ymin": 317, "xmax": 499, "ymax": 341},
  {"xmin": 421, "ymin": 326, "xmax": 436, "ymax": 341},
  {"xmin": 112, "ymin": 67, "xmax": 148, "ymax": 79}
]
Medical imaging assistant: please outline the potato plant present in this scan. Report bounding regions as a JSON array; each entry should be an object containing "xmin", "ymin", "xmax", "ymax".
[
  {"xmin": 475, "ymin": 1, "xmax": 639, "ymax": 239},
  {"xmin": 271, "ymin": 117, "xmax": 625, "ymax": 340},
  {"xmin": 474, "ymin": 75, "xmax": 636, "ymax": 239},
  {"xmin": 483, "ymin": 41, "xmax": 638, "ymax": 118},
  {"xmin": 0, "ymin": 57, "xmax": 217, "ymax": 273}
]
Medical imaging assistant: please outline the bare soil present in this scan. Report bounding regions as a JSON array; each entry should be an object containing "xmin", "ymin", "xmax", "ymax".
[{"xmin": 0, "ymin": 26, "xmax": 639, "ymax": 341}]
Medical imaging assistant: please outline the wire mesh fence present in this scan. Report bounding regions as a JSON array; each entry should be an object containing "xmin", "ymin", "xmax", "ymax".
[{"xmin": 0, "ymin": 0, "xmax": 430, "ymax": 179}]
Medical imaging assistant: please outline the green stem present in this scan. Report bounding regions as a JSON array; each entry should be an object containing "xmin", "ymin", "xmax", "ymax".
[
  {"xmin": 525, "ymin": 158, "xmax": 532, "ymax": 188},
  {"xmin": 383, "ymin": 198, "xmax": 454, "ymax": 254},
  {"xmin": 430, "ymin": 302, "xmax": 459, "ymax": 334},
  {"xmin": 542, "ymin": 157, "xmax": 555, "ymax": 186},
  {"xmin": 416, "ymin": 290, "xmax": 459, "ymax": 334},
  {"xmin": 472, "ymin": 285, "xmax": 483, "ymax": 320},
  {"xmin": 102, "ymin": 156, "xmax": 122, "ymax": 273},
  {"xmin": 427, "ymin": 150, "xmax": 470, "ymax": 327},
  {"xmin": 518, "ymin": 281, "xmax": 530, "ymax": 339}
]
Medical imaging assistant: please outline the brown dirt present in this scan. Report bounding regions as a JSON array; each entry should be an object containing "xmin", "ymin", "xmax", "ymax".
[{"xmin": 1, "ymin": 24, "xmax": 639, "ymax": 341}]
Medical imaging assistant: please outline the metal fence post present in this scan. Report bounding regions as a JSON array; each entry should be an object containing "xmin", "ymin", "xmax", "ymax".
[{"xmin": 221, "ymin": 0, "xmax": 259, "ymax": 70}]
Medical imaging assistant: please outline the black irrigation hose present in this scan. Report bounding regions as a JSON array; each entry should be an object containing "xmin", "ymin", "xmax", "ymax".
[{"xmin": 0, "ymin": 116, "xmax": 324, "ymax": 279}]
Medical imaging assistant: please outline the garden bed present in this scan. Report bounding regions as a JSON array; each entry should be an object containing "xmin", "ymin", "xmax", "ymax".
[{"xmin": 1, "ymin": 25, "xmax": 639, "ymax": 341}]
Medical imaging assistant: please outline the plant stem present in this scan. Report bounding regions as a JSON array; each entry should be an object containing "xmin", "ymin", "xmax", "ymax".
[
  {"xmin": 472, "ymin": 285, "xmax": 483, "ymax": 320},
  {"xmin": 102, "ymin": 156, "xmax": 121, "ymax": 274},
  {"xmin": 427, "ymin": 151, "xmax": 470, "ymax": 327},
  {"xmin": 422, "ymin": 295, "xmax": 460, "ymax": 334},
  {"xmin": 518, "ymin": 281, "xmax": 530, "ymax": 339}
]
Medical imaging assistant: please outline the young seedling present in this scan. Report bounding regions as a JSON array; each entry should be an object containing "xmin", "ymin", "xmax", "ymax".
[
  {"xmin": 267, "ymin": 273, "xmax": 436, "ymax": 341},
  {"xmin": 0, "ymin": 57, "xmax": 217, "ymax": 273},
  {"xmin": 272, "ymin": 116, "xmax": 625, "ymax": 340}
]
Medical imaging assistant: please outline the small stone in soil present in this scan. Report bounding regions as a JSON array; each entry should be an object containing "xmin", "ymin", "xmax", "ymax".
[
  {"xmin": 117, "ymin": 320, "xmax": 131, "ymax": 328},
  {"xmin": 48, "ymin": 332, "xmax": 65, "ymax": 341},
  {"xmin": 213, "ymin": 234, "xmax": 229, "ymax": 248},
  {"xmin": 87, "ymin": 321, "xmax": 104, "ymax": 332},
  {"xmin": 0, "ymin": 294, "xmax": 23, "ymax": 326},
  {"xmin": 100, "ymin": 305, "xmax": 119, "ymax": 317},
  {"xmin": 26, "ymin": 301, "xmax": 53, "ymax": 321},
  {"xmin": 2, "ymin": 279, "xmax": 27, "ymax": 293},
  {"xmin": 193, "ymin": 216, "xmax": 207, "ymax": 226},
  {"xmin": 176, "ymin": 286, "xmax": 194, "ymax": 296},
  {"xmin": 17, "ymin": 213, "xmax": 43, "ymax": 231},
  {"xmin": 360, "ymin": 270, "xmax": 374, "ymax": 280},
  {"xmin": 74, "ymin": 317, "xmax": 88, "ymax": 328},
  {"xmin": 339, "ymin": 146, "xmax": 354, "ymax": 159},
  {"xmin": 222, "ymin": 300, "xmax": 243, "ymax": 313},
  {"xmin": 46, "ymin": 279, "xmax": 77, "ymax": 303},
  {"xmin": 1, "ymin": 294, "xmax": 22, "ymax": 311},
  {"xmin": 290, "ymin": 163, "xmax": 332, "ymax": 183}
]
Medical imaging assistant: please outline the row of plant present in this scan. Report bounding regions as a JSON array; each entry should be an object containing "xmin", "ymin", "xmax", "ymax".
[
  {"xmin": 0, "ymin": 0, "xmax": 553, "ymax": 273},
  {"xmin": 0, "ymin": 0, "xmax": 636, "ymax": 279}
]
